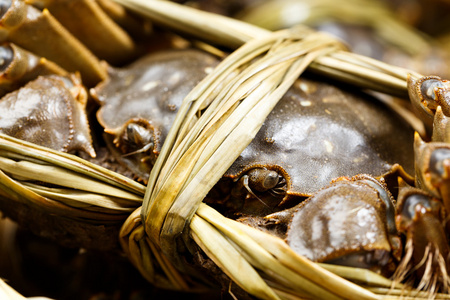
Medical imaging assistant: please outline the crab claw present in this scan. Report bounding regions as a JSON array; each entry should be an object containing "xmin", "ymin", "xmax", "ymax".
[{"xmin": 407, "ymin": 75, "xmax": 450, "ymax": 131}]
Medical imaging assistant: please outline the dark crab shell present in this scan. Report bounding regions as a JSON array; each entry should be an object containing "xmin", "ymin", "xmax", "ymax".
[
  {"xmin": 285, "ymin": 175, "xmax": 397, "ymax": 273},
  {"xmin": 225, "ymin": 77, "xmax": 415, "ymax": 197},
  {"xmin": 93, "ymin": 47, "xmax": 414, "ymax": 193},
  {"xmin": 0, "ymin": 74, "xmax": 95, "ymax": 157},
  {"xmin": 92, "ymin": 49, "xmax": 219, "ymax": 180}
]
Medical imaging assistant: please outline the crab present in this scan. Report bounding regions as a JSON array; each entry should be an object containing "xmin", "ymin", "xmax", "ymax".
[
  {"xmin": 85, "ymin": 46, "xmax": 435, "ymax": 285},
  {"xmin": 206, "ymin": 75, "xmax": 415, "ymax": 217},
  {"xmin": 88, "ymin": 44, "xmax": 417, "ymax": 210},
  {"xmin": 0, "ymin": 0, "xmax": 449, "ymax": 297},
  {"xmin": 261, "ymin": 75, "xmax": 450, "ymax": 293},
  {"xmin": 91, "ymin": 49, "xmax": 220, "ymax": 181}
]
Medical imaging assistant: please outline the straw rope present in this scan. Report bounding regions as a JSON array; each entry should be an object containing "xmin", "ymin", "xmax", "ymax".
[{"xmin": 113, "ymin": 0, "xmax": 423, "ymax": 97}]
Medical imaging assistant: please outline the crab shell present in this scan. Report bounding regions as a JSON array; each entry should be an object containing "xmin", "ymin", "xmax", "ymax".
[
  {"xmin": 285, "ymin": 175, "xmax": 398, "ymax": 274},
  {"xmin": 224, "ymin": 76, "xmax": 415, "ymax": 199},
  {"xmin": 93, "ymin": 49, "xmax": 415, "ymax": 196},
  {"xmin": 0, "ymin": 74, "xmax": 95, "ymax": 157},
  {"xmin": 92, "ymin": 49, "xmax": 219, "ymax": 180}
]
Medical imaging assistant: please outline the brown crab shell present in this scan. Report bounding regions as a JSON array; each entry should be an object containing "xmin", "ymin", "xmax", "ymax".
[
  {"xmin": 0, "ymin": 74, "xmax": 95, "ymax": 157},
  {"xmin": 92, "ymin": 49, "xmax": 219, "ymax": 180},
  {"xmin": 285, "ymin": 176, "xmax": 395, "ymax": 272},
  {"xmin": 93, "ymin": 49, "xmax": 414, "ymax": 195},
  {"xmin": 224, "ymin": 76, "xmax": 415, "ymax": 198}
]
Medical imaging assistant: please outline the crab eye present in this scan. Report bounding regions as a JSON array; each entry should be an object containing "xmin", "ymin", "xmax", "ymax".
[
  {"xmin": 262, "ymin": 170, "xmax": 279, "ymax": 190},
  {"xmin": 0, "ymin": 44, "xmax": 13, "ymax": 73},
  {"xmin": 429, "ymin": 148, "xmax": 450, "ymax": 178},
  {"xmin": 125, "ymin": 123, "xmax": 153, "ymax": 147},
  {"xmin": 421, "ymin": 79, "xmax": 445, "ymax": 101},
  {"xmin": 401, "ymin": 194, "xmax": 431, "ymax": 220},
  {"xmin": 248, "ymin": 168, "xmax": 280, "ymax": 191},
  {"xmin": 0, "ymin": 0, "xmax": 11, "ymax": 20}
]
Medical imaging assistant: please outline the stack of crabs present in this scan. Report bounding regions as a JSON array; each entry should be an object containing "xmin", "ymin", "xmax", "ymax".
[{"xmin": 1, "ymin": 0, "xmax": 450, "ymax": 297}]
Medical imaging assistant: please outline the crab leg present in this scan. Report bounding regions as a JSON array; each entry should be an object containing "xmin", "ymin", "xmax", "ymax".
[
  {"xmin": 26, "ymin": 0, "xmax": 137, "ymax": 65},
  {"xmin": 0, "ymin": 42, "xmax": 67, "ymax": 96},
  {"xmin": 96, "ymin": 0, "xmax": 152, "ymax": 39},
  {"xmin": 0, "ymin": 0, "xmax": 107, "ymax": 86},
  {"xmin": 414, "ymin": 134, "xmax": 450, "ymax": 217},
  {"xmin": 408, "ymin": 76, "xmax": 450, "ymax": 217}
]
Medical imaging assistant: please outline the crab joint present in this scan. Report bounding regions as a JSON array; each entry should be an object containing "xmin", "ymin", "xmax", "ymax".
[
  {"xmin": 107, "ymin": 118, "xmax": 159, "ymax": 158},
  {"xmin": 0, "ymin": 42, "xmax": 67, "ymax": 96},
  {"xmin": 247, "ymin": 168, "xmax": 281, "ymax": 192},
  {"xmin": 432, "ymin": 106, "xmax": 450, "ymax": 143},
  {"xmin": 231, "ymin": 167, "xmax": 287, "ymax": 198},
  {"xmin": 408, "ymin": 75, "xmax": 450, "ymax": 131}
]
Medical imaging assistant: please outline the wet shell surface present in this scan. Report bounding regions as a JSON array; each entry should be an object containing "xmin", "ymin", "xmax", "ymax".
[
  {"xmin": 93, "ymin": 48, "xmax": 219, "ymax": 180},
  {"xmin": 92, "ymin": 48, "xmax": 414, "ymax": 194},
  {"xmin": 0, "ymin": 75, "xmax": 95, "ymax": 157},
  {"xmin": 95, "ymin": 48, "xmax": 218, "ymax": 134},
  {"xmin": 225, "ymin": 77, "xmax": 415, "ymax": 196},
  {"xmin": 286, "ymin": 178, "xmax": 393, "ymax": 268}
]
